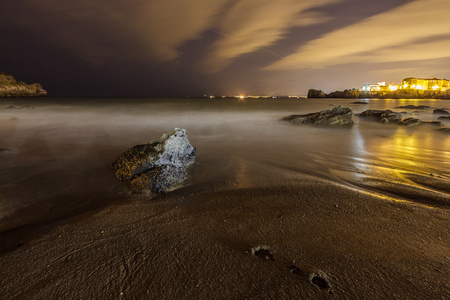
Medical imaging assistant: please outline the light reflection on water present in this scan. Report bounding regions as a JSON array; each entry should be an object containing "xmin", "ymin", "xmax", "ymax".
[{"xmin": 330, "ymin": 123, "xmax": 449, "ymax": 208}]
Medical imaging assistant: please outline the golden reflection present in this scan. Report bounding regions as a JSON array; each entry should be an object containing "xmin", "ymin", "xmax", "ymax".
[
  {"xmin": 230, "ymin": 158, "xmax": 252, "ymax": 189},
  {"xmin": 333, "ymin": 126, "xmax": 450, "ymax": 208}
]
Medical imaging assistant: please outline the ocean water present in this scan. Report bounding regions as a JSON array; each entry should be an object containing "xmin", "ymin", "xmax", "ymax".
[{"xmin": 0, "ymin": 97, "xmax": 449, "ymax": 230}]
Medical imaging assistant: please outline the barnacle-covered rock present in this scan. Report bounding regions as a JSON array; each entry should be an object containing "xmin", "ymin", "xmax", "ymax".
[{"xmin": 111, "ymin": 128, "xmax": 196, "ymax": 193}]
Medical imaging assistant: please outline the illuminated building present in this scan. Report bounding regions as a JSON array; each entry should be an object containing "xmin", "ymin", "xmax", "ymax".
[
  {"xmin": 361, "ymin": 82, "xmax": 399, "ymax": 92},
  {"xmin": 401, "ymin": 77, "xmax": 449, "ymax": 92}
]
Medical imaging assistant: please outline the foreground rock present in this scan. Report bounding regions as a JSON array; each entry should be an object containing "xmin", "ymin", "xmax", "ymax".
[
  {"xmin": 282, "ymin": 105, "xmax": 354, "ymax": 126},
  {"xmin": 111, "ymin": 128, "xmax": 196, "ymax": 193},
  {"xmin": 358, "ymin": 109, "xmax": 402, "ymax": 123},
  {"xmin": 0, "ymin": 73, "xmax": 47, "ymax": 98}
]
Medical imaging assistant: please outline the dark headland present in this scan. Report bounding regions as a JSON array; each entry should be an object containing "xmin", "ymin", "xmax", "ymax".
[{"xmin": 0, "ymin": 72, "xmax": 47, "ymax": 98}]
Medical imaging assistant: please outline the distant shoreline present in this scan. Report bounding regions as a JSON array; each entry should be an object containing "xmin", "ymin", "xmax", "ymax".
[{"xmin": 307, "ymin": 88, "xmax": 450, "ymax": 99}]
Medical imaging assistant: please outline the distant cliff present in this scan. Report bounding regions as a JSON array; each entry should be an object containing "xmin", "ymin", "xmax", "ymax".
[
  {"xmin": 0, "ymin": 73, "xmax": 47, "ymax": 97},
  {"xmin": 307, "ymin": 88, "xmax": 450, "ymax": 99}
]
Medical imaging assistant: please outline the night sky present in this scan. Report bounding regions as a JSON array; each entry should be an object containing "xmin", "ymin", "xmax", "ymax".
[{"xmin": 1, "ymin": 0, "xmax": 449, "ymax": 97}]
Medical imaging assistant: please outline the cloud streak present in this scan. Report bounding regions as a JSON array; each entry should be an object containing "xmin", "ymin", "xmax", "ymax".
[
  {"xmin": 11, "ymin": 0, "xmax": 339, "ymax": 68},
  {"xmin": 265, "ymin": 0, "xmax": 450, "ymax": 70},
  {"xmin": 202, "ymin": 0, "xmax": 340, "ymax": 72}
]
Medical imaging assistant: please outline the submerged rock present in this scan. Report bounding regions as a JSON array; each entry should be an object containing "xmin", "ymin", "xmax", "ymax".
[
  {"xmin": 433, "ymin": 108, "xmax": 449, "ymax": 115},
  {"xmin": 438, "ymin": 116, "xmax": 450, "ymax": 120},
  {"xmin": 358, "ymin": 109, "xmax": 402, "ymax": 123},
  {"xmin": 399, "ymin": 118, "xmax": 442, "ymax": 127},
  {"xmin": 352, "ymin": 101, "xmax": 369, "ymax": 104},
  {"xmin": 438, "ymin": 128, "xmax": 450, "ymax": 133},
  {"xmin": 395, "ymin": 105, "xmax": 430, "ymax": 109},
  {"xmin": 422, "ymin": 121, "xmax": 442, "ymax": 126},
  {"xmin": 400, "ymin": 117, "xmax": 421, "ymax": 126},
  {"xmin": 4, "ymin": 105, "xmax": 34, "ymax": 110},
  {"xmin": 111, "ymin": 128, "xmax": 196, "ymax": 193},
  {"xmin": 282, "ymin": 105, "xmax": 354, "ymax": 126}
]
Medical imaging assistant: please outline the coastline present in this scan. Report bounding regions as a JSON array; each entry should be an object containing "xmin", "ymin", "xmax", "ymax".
[{"xmin": 308, "ymin": 88, "xmax": 450, "ymax": 99}]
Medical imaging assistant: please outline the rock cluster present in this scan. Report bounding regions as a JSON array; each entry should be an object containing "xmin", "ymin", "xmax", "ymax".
[
  {"xmin": 0, "ymin": 73, "xmax": 47, "ymax": 97},
  {"xmin": 111, "ymin": 128, "xmax": 196, "ymax": 193},
  {"xmin": 282, "ymin": 105, "xmax": 354, "ymax": 126},
  {"xmin": 284, "ymin": 106, "xmax": 449, "ymax": 132}
]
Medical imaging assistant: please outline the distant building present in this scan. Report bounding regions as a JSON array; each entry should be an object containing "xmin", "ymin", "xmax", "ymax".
[
  {"xmin": 361, "ymin": 82, "xmax": 399, "ymax": 92},
  {"xmin": 401, "ymin": 77, "xmax": 449, "ymax": 92}
]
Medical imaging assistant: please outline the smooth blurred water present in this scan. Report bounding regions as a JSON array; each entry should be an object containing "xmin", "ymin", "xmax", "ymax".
[{"xmin": 0, "ymin": 97, "xmax": 449, "ymax": 230}]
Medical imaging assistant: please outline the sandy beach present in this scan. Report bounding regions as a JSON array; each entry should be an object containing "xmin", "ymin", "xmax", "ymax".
[{"xmin": 1, "ymin": 98, "xmax": 449, "ymax": 299}]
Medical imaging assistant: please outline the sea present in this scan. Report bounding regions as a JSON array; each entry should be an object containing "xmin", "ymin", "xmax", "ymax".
[{"xmin": 0, "ymin": 97, "xmax": 449, "ymax": 230}]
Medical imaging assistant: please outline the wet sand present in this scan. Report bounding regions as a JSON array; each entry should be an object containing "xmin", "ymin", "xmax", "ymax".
[
  {"xmin": 2, "ymin": 178, "xmax": 449, "ymax": 299},
  {"xmin": 1, "ymin": 98, "xmax": 449, "ymax": 299}
]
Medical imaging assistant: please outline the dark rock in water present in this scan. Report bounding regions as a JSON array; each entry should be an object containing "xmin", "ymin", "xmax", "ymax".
[
  {"xmin": 395, "ymin": 105, "xmax": 430, "ymax": 109},
  {"xmin": 282, "ymin": 105, "xmax": 354, "ymax": 126},
  {"xmin": 352, "ymin": 101, "xmax": 369, "ymax": 104},
  {"xmin": 307, "ymin": 89, "xmax": 326, "ymax": 98},
  {"xmin": 400, "ymin": 117, "xmax": 421, "ymax": 126},
  {"xmin": 433, "ymin": 108, "xmax": 449, "ymax": 115},
  {"xmin": 438, "ymin": 116, "xmax": 450, "ymax": 120},
  {"xmin": 422, "ymin": 121, "xmax": 442, "ymax": 126},
  {"xmin": 111, "ymin": 128, "xmax": 196, "ymax": 193},
  {"xmin": 358, "ymin": 109, "xmax": 402, "ymax": 123},
  {"xmin": 438, "ymin": 128, "xmax": 450, "ymax": 133}
]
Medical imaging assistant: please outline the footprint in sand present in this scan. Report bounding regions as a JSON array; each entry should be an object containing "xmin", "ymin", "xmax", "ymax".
[
  {"xmin": 309, "ymin": 272, "xmax": 333, "ymax": 294},
  {"xmin": 250, "ymin": 247, "xmax": 333, "ymax": 294},
  {"xmin": 250, "ymin": 246, "xmax": 275, "ymax": 261}
]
